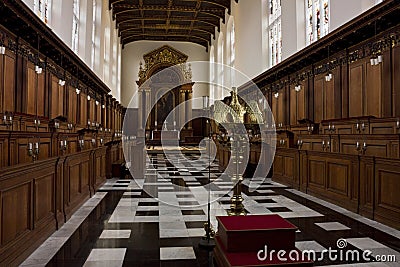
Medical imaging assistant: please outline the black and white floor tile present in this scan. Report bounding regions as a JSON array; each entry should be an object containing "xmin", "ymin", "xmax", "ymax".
[{"xmin": 23, "ymin": 152, "xmax": 400, "ymax": 266}]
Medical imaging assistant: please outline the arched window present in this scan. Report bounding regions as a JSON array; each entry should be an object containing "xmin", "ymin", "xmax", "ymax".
[
  {"xmin": 209, "ymin": 46, "xmax": 215, "ymax": 105},
  {"xmin": 217, "ymin": 33, "xmax": 224, "ymax": 99},
  {"xmin": 306, "ymin": 0, "xmax": 329, "ymax": 45},
  {"xmin": 268, "ymin": 0, "xmax": 282, "ymax": 67},
  {"xmin": 72, "ymin": 0, "xmax": 80, "ymax": 53},
  {"xmin": 33, "ymin": 0, "xmax": 51, "ymax": 24},
  {"xmin": 227, "ymin": 17, "xmax": 236, "ymax": 87},
  {"xmin": 91, "ymin": 0, "xmax": 96, "ymax": 69}
]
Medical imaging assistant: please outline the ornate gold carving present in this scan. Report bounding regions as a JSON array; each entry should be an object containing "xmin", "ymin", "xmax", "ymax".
[
  {"xmin": 138, "ymin": 45, "xmax": 192, "ymax": 84},
  {"xmin": 229, "ymin": 87, "xmax": 245, "ymax": 123}
]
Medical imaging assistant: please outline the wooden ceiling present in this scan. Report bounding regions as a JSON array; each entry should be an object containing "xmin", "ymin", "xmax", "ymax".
[{"xmin": 109, "ymin": 0, "xmax": 238, "ymax": 49}]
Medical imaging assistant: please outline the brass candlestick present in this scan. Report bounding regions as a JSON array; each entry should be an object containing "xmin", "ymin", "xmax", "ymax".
[{"xmin": 228, "ymin": 127, "xmax": 246, "ymax": 216}]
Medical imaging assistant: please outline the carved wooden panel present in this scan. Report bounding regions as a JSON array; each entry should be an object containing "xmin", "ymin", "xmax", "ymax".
[
  {"xmin": 0, "ymin": 134, "xmax": 8, "ymax": 168},
  {"xmin": 349, "ymin": 62, "xmax": 364, "ymax": 117},
  {"xmin": 37, "ymin": 72, "xmax": 45, "ymax": 117},
  {"xmin": 49, "ymin": 75, "xmax": 64, "ymax": 119},
  {"xmin": 273, "ymin": 155, "xmax": 283, "ymax": 176},
  {"xmin": 359, "ymin": 156, "xmax": 375, "ymax": 219},
  {"xmin": 374, "ymin": 158, "xmax": 400, "ymax": 228},
  {"xmin": 1, "ymin": 52, "xmax": 16, "ymax": 113},
  {"xmin": 392, "ymin": 46, "xmax": 400, "ymax": 116},
  {"xmin": 68, "ymin": 86, "xmax": 77, "ymax": 124},
  {"xmin": 365, "ymin": 63, "xmax": 382, "ymax": 117},
  {"xmin": 297, "ymin": 82, "xmax": 306, "ymax": 121},
  {"xmin": 1, "ymin": 182, "xmax": 31, "ymax": 246},
  {"xmin": 34, "ymin": 174, "xmax": 55, "ymax": 225},
  {"xmin": 79, "ymin": 92, "xmax": 87, "ymax": 126},
  {"xmin": 308, "ymin": 158, "xmax": 325, "ymax": 188},
  {"xmin": 26, "ymin": 64, "xmax": 36, "ymax": 115},
  {"xmin": 324, "ymin": 75, "xmax": 335, "ymax": 120},
  {"xmin": 326, "ymin": 161, "xmax": 348, "ymax": 196},
  {"xmin": 314, "ymin": 77, "xmax": 324, "ymax": 123},
  {"xmin": 290, "ymin": 86, "xmax": 297, "ymax": 125}
]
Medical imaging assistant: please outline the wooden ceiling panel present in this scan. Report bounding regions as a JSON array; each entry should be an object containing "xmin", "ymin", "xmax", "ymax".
[{"xmin": 110, "ymin": 0, "xmax": 236, "ymax": 49}]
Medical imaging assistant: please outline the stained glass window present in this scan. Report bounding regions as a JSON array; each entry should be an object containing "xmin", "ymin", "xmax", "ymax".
[
  {"xmin": 72, "ymin": 0, "xmax": 80, "ymax": 53},
  {"xmin": 34, "ymin": 0, "xmax": 51, "ymax": 24},
  {"xmin": 268, "ymin": 0, "xmax": 282, "ymax": 66},
  {"xmin": 91, "ymin": 0, "xmax": 96, "ymax": 69},
  {"xmin": 306, "ymin": 0, "xmax": 329, "ymax": 45}
]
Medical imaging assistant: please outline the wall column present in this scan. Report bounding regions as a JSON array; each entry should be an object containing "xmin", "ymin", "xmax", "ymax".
[
  {"xmin": 188, "ymin": 90, "xmax": 193, "ymax": 129},
  {"xmin": 180, "ymin": 90, "xmax": 186, "ymax": 128},
  {"xmin": 138, "ymin": 89, "xmax": 143, "ymax": 129},
  {"xmin": 145, "ymin": 88, "xmax": 151, "ymax": 130}
]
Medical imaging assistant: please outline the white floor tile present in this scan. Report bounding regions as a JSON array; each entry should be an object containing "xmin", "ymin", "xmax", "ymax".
[
  {"xmin": 295, "ymin": 240, "xmax": 326, "ymax": 253},
  {"xmin": 99, "ymin": 230, "xmax": 131, "ymax": 239},
  {"xmin": 86, "ymin": 248, "xmax": 126, "ymax": 262},
  {"xmin": 160, "ymin": 247, "xmax": 196, "ymax": 260},
  {"xmin": 315, "ymin": 222, "xmax": 351, "ymax": 231}
]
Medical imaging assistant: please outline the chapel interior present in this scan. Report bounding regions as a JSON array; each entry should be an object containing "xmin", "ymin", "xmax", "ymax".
[{"xmin": 1, "ymin": 0, "xmax": 400, "ymax": 266}]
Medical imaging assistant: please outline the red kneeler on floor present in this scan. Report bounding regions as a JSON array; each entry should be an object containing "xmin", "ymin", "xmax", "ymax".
[{"xmin": 214, "ymin": 215, "xmax": 314, "ymax": 267}]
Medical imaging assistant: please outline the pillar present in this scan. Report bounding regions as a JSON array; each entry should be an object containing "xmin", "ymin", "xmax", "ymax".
[
  {"xmin": 188, "ymin": 91, "xmax": 193, "ymax": 129},
  {"xmin": 180, "ymin": 90, "xmax": 186, "ymax": 128}
]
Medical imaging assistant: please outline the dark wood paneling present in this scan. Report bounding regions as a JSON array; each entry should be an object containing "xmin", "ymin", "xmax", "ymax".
[
  {"xmin": 1, "ymin": 52, "xmax": 16, "ymax": 113},
  {"xmin": 314, "ymin": 77, "xmax": 324, "ymax": 123},
  {"xmin": 374, "ymin": 158, "xmax": 400, "ymax": 228},
  {"xmin": 349, "ymin": 62, "xmax": 364, "ymax": 117},
  {"xmin": 365, "ymin": 62, "xmax": 382, "ymax": 117}
]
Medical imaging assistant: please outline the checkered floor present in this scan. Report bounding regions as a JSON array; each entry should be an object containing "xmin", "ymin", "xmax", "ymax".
[{"xmin": 24, "ymin": 152, "xmax": 400, "ymax": 266}]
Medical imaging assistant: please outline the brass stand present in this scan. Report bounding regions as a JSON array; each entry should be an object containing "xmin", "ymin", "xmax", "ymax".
[
  {"xmin": 228, "ymin": 128, "xmax": 246, "ymax": 216},
  {"xmin": 228, "ymin": 180, "xmax": 246, "ymax": 216}
]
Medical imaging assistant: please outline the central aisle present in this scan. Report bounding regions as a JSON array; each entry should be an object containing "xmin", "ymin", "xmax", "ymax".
[{"xmin": 34, "ymin": 152, "xmax": 400, "ymax": 267}]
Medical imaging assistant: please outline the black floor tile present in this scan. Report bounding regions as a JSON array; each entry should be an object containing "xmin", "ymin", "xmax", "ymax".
[
  {"xmin": 181, "ymin": 210, "xmax": 205, "ymax": 215},
  {"xmin": 135, "ymin": 210, "xmax": 159, "ymax": 216}
]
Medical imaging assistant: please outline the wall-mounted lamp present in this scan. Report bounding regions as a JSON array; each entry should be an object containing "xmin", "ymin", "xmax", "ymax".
[
  {"xmin": 91, "ymin": 138, "xmax": 96, "ymax": 146},
  {"xmin": 0, "ymin": 45, "xmax": 5, "ymax": 55},
  {"xmin": 95, "ymin": 100, "xmax": 99, "ymax": 106},
  {"xmin": 76, "ymin": 88, "xmax": 81, "ymax": 95},
  {"xmin": 58, "ymin": 79, "xmax": 66, "ymax": 86},
  {"xmin": 297, "ymin": 139, "xmax": 303, "ymax": 149},
  {"xmin": 102, "ymin": 104, "xmax": 105, "ymax": 109},
  {"xmin": 34, "ymin": 117, "xmax": 41, "ymax": 130},
  {"xmin": 87, "ymin": 120, "xmax": 91, "ymax": 127},
  {"xmin": 325, "ymin": 71, "xmax": 333, "ymax": 82},
  {"xmin": 328, "ymin": 123, "xmax": 336, "ymax": 133},
  {"xmin": 356, "ymin": 121, "xmax": 366, "ymax": 132},
  {"xmin": 370, "ymin": 53, "xmax": 383, "ymax": 66},
  {"xmin": 87, "ymin": 95, "xmax": 91, "ymax": 101},
  {"xmin": 307, "ymin": 124, "xmax": 314, "ymax": 134},
  {"xmin": 67, "ymin": 123, "xmax": 73, "ymax": 130},
  {"xmin": 294, "ymin": 84, "xmax": 302, "ymax": 92},
  {"xmin": 60, "ymin": 138, "xmax": 68, "ymax": 152},
  {"xmin": 78, "ymin": 138, "xmax": 85, "ymax": 150},
  {"xmin": 35, "ymin": 65, "xmax": 43, "ymax": 74},
  {"xmin": 274, "ymin": 92, "xmax": 279, "ymax": 99},
  {"xmin": 2, "ymin": 111, "xmax": 13, "ymax": 128},
  {"xmin": 27, "ymin": 137, "xmax": 40, "ymax": 161}
]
